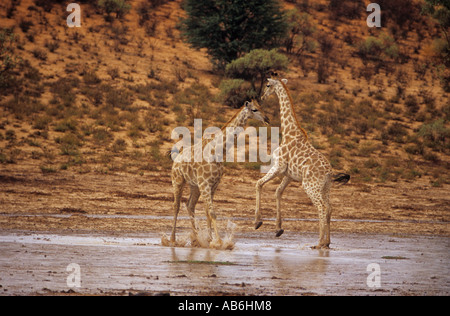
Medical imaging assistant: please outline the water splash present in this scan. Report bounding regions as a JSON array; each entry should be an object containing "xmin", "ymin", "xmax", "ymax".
[{"xmin": 161, "ymin": 219, "xmax": 236, "ymax": 250}]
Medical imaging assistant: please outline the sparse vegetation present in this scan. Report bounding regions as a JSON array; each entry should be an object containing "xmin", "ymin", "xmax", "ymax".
[
  {"xmin": 225, "ymin": 49, "xmax": 289, "ymax": 98},
  {"xmin": 180, "ymin": 0, "xmax": 289, "ymax": 67},
  {"xmin": 0, "ymin": 0, "xmax": 447, "ymax": 186},
  {"xmin": 0, "ymin": 28, "xmax": 20, "ymax": 93},
  {"xmin": 357, "ymin": 34, "xmax": 399, "ymax": 63},
  {"xmin": 98, "ymin": 0, "xmax": 131, "ymax": 20}
]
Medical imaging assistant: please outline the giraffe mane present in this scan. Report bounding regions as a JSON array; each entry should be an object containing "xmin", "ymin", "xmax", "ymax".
[
  {"xmin": 279, "ymin": 80, "xmax": 308, "ymax": 140},
  {"xmin": 202, "ymin": 106, "xmax": 243, "ymax": 149},
  {"xmin": 221, "ymin": 106, "xmax": 243, "ymax": 132},
  {"xmin": 171, "ymin": 106, "xmax": 244, "ymax": 158}
]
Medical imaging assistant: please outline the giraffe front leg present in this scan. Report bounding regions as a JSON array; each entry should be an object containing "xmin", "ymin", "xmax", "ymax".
[
  {"xmin": 206, "ymin": 201, "xmax": 222, "ymax": 246},
  {"xmin": 255, "ymin": 165, "xmax": 281, "ymax": 230},
  {"xmin": 171, "ymin": 180, "xmax": 185, "ymax": 244},
  {"xmin": 255, "ymin": 179, "xmax": 264, "ymax": 230},
  {"xmin": 274, "ymin": 176, "xmax": 292, "ymax": 238}
]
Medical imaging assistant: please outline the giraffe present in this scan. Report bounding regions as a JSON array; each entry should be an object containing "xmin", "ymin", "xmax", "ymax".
[
  {"xmin": 255, "ymin": 78, "xmax": 350, "ymax": 249},
  {"xmin": 170, "ymin": 100, "xmax": 269, "ymax": 247}
]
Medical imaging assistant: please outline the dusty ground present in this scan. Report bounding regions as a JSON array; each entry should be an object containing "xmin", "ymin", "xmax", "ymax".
[
  {"xmin": 0, "ymin": 163, "xmax": 449, "ymax": 236},
  {"xmin": 0, "ymin": 163, "xmax": 449, "ymax": 296}
]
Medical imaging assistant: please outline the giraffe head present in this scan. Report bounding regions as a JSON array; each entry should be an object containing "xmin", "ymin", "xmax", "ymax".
[
  {"xmin": 245, "ymin": 100, "xmax": 270, "ymax": 125},
  {"xmin": 261, "ymin": 78, "xmax": 288, "ymax": 101}
]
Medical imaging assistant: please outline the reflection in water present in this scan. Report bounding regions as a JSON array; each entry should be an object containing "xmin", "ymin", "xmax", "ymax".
[
  {"xmin": 166, "ymin": 243, "xmax": 333, "ymax": 295},
  {"xmin": 263, "ymin": 248, "xmax": 330, "ymax": 294}
]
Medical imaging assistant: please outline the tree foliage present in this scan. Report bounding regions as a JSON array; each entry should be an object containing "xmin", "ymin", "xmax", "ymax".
[
  {"xmin": 284, "ymin": 10, "xmax": 317, "ymax": 56},
  {"xmin": 422, "ymin": 0, "xmax": 450, "ymax": 91},
  {"xmin": 357, "ymin": 34, "xmax": 399, "ymax": 63},
  {"xmin": 219, "ymin": 79, "xmax": 255, "ymax": 108},
  {"xmin": 180, "ymin": 0, "xmax": 288, "ymax": 68},
  {"xmin": 97, "ymin": 0, "xmax": 131, "ymax": 19},
  {"xmin": 0, "ymin": 28, "xmax": 20, "ymax": 94},
  {"xmin": 422, "ymin": 0, "xmax": 450, "ymax": 66},
  {"xmin": 225, "ymin": 49, "xmax": 289, "ymax": 97}
]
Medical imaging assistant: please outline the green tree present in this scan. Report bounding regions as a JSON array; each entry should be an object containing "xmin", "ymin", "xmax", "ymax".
[
  {"xmin": 180, "ymin": 0, "xmax": 288, "ymax": 68},
  {"xmin": 225, "ymin": 49, "xmax": 288, "ymax": 97},
  {"xmin": 219, "ymin": 79, "xmax": 255, "ymax": 108}
]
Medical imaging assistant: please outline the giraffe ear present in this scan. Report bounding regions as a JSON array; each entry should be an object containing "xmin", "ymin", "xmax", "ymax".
[
  {"xmin": 244, "ymin": 101, "xmax": 250, "ymax": 108},
  {"xmin": 281, "ymin": 79, "xmax": 288, "ymax": 84}
]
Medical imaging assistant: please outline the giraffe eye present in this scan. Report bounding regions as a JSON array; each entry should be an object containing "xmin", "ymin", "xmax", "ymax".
[{"xmin": 251, "ymin": 109, "xmax": 258, "ymax": 113}]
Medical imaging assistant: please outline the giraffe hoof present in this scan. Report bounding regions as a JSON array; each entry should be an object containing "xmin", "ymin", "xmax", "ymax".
[
  {"xmin": 255, "ymin": 221, "xmax": 263, "ymax": 230},
  {"xmin": 275, "ymin": 229, "xmax": 284, "ymax": 238},
  {"xmin": 311, "ymin": 245, "xmax": 330, "ymax": 250}
]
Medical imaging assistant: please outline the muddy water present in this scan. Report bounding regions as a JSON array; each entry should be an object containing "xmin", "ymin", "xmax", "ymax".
[{"xmin": 0, "ymin": 232, "xmax": 448, "ymax": 296}]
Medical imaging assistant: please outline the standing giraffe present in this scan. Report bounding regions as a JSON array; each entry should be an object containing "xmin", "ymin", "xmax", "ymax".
[
  {"xmin": 255, "ymin": 78, "xmax": 349, "ymax": 249},
  {"xmin": 171, "ymin": 100, "xmax": 269, "ymax": 246}
]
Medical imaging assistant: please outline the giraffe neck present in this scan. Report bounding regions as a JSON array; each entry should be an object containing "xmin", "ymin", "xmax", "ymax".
[
  {"xmin": 201, "ymin": 107, "xmax": 249, "ymax": 162},
  {"xmin": 275, "ymin": 84, "xmax": 308, "ymax": 141},
  {"xmin": 223, "ymin": 107, "xmax": 249, "ymax": 130}
]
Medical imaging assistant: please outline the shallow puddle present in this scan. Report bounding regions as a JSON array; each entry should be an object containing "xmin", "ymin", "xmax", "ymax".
[{"xmin": 0, "ymin": 231, "xmax": 448, "ymax": 295}]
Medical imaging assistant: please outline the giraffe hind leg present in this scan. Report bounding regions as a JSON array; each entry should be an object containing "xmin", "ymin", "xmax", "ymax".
[
  {"xmin": 323, "ymin": 177, "xmax": 332, "ymax": 248},
  {"xmin": 304, "ymin": 181, "xmax": 330, "ymax": 250},
  {"xmin": 186, "ymin": 185, "xmax": 200, "ymax": 245}
]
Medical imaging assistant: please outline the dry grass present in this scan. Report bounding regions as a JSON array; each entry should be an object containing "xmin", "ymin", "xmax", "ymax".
[{"xmin": 0, "ymin": 0, "xmax": 447, "ymax": 187}]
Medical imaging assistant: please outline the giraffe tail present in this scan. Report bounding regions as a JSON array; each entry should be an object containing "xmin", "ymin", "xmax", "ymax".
[{"xmin": 332, "ymin": 173, "xmax": 350, "ymax": 185}]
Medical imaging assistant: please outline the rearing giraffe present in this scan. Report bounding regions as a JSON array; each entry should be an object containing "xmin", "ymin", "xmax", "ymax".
[
  {"xmin": 255, "ymin": 78, "xmax": 349, "ymax": 249},
  {"xmin": 171, "ymin": 100, "xmax": 269, "ymax": 246}
]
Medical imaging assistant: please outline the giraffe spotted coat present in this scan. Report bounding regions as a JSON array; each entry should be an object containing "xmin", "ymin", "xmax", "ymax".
[{"xmin": 255, "ymin": 78, "xmax": 349, "ymax": 249}]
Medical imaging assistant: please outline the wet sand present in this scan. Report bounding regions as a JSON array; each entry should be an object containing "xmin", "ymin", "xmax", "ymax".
[
  {"xmin": 0, "ymin": 166, "xmax": 449, "ymax": 295},
  {"xmin": 0, "ymin": 231, "xmax": 448, "ymax": 296}
]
